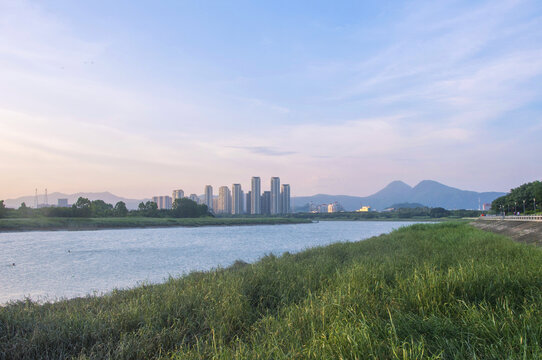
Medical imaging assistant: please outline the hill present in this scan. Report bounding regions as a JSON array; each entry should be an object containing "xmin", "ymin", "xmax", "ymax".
[
  {"xmin": 294, "ymin": 180, "xmax": 505, "ymax": 211},
  {"xmin": 387, "ymin": 202, "xmax": 426, "ymax": 209}
]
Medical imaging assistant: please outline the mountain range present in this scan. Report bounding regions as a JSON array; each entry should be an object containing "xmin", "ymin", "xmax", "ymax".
[
  {"xmin": 3, "ymin": 180, "xmax": 506, "ymax": 211},
  {"xmin": 293, "ymin": 180, "xmax": 506, "ymax": 211}
]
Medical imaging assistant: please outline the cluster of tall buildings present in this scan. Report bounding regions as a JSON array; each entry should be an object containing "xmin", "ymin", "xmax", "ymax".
[{"xmin": 152, "ymin": 176, "xmax": 291, "ymax": 215}]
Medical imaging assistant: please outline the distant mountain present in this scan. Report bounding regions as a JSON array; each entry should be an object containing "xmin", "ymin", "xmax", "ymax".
[
  {"xmin": 3, "ymin": 192, "xmax": 149, "ymax": 210},
  {"xmin": 293, "ymin": 180, "xmax": 505, "ymax": 211}
]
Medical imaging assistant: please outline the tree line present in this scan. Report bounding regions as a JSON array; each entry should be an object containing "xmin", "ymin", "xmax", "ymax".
[
  {"xmin": 491, "ymin": 181, "xmax": 542, "ymax": 214},
  {"xmin": 290, "ymin": 206, "xmax": 481, "ymax": 220},
  {"xmin": 0, "ymin": 198, "xmax": 210, "ymax": 219}
]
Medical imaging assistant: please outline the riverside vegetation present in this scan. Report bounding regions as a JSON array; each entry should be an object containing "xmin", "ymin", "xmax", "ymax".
[
  {"xmin": 491, "ymin": 180, "xmax": 542, "ymax": 214},
  {"xmin": 1, "ymin": 222, "xmax": 541, "ymax": 359},
  {"xmin": 0, "ymin": 198, "xmax": 310, "ymax": 231},
  {"xmin": 0, "ymin": 216, "xmax": 310, "ymax": 232}
]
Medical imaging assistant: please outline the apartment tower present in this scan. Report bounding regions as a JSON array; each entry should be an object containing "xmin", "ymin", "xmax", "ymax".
[
  {"xmin": 152, "ymin": 196, "xmax": 172, "ymax": 210},
  {"xmin": 251, "ymin": 177, "xmax": 261, "ymax": 214},
  {"xmin": 204, "ymin": 185, "xmax": 213, "ymax": 211},
  {"xmin": 231, "ymin": 184, "xmax": 243, "ymax": 215},
  {"xmin": 281, "ymin": 184, "xmax": 291, "ymax": 214},
  {"xmin": 189, "ymin": 194, "xmax": 200, "ymax": 204},
  {"xmin": 172, "ymin": 189, "xmax": 184, "ymax": 201},
  {"xmin": 246, "ymin": 191, "xmax": 252, "ymax": 214},
  {"xmin": 270, "ymin": 177, "xmax": 280, "ymax": 215},
  {"xmin": 261, "ymin": 191, "xmax": 271, "ymax": 215},
  {"xmin": 218, "ymin": 186, "xmax": 232, "ymax": 214}
]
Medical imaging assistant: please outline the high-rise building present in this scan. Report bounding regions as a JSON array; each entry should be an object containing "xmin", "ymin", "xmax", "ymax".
[
  {"xmin": 261, "ymin": 191, "xmax": 271, "ymax": 215},
  {"xmin": 189, "ymin": 194, "xmax": 199, "ymax": 204},
  {"xmin": 152, "ymin": 196, "xmax": 172, "ymax": 210},
  {"xmin": 270, "ymin": 177, "xmax": 280, "ymax": 215},
  {"xmin": 251, "ymin": 177, "xmax": 261, "ymax": 214},
  {"xmin": 204, "ymin": 185, "xmax": 213, "ymax": 211},
  {"xmin": 241, "ymin": 190, "xmax": 245, "ymax": 214},
  {"xmin": 213, "ymin": 197, "xmax": 219, "ymax": 212},
  {"xmin": 231, "ymin": 184, "xmax": 243, "ymax": 215},
  {"xmin": 281, "ymin": 184, "xmax": 291, "ymax": 214},
  {"xmin": 246, "ymin": 191, "xmax": 252, "ymax": 215},
  {"xmin": 172, "ymin": 189, "xmax": 184, "ymax": 201},
  {"xmin": 218, "ymin": 186, "xmax": 232, "ymax": 214}
]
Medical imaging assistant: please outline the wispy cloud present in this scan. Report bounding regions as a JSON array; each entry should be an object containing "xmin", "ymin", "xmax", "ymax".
[
  {"xmin": 228, "ymin": 146, "xmax": 296, "ymax": 156},
  {"xmin": 1, "ymin": 0, "xmax": 541, "ymax": 198}
]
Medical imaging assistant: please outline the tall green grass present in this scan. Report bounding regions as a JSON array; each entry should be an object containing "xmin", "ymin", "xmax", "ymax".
[{"xmin": 1, "ymin": 223, "xmax": 541, "ymax": 359}]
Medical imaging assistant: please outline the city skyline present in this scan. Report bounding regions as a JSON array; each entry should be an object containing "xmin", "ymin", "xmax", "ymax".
[
  {"xmin": 150, "ymin": 176, "xmax": 292, "ymax": 214},
  {"xmin": 1, "ymin": 1, "xmax": 541, "ymax": 200}
]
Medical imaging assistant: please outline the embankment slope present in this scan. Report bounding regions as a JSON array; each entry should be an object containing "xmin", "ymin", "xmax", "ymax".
[{"xmin": 471, "ymin": 219, "xmax": 542, "ymax": 246}]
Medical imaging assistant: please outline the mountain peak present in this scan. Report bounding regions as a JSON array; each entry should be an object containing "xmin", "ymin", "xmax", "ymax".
[
  {"xmin": 377, "ymin": 180, "xmax": 412, "ymax": 194},
  {"xmin": 413, "ymin": 180, "xmax": 454, "ymax": 191},
  {"xmin": 382, "ymin": 180, "xmax": 412, "ymax": 191}
]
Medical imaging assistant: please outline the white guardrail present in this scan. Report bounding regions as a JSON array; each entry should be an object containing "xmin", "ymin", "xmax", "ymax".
[{"xmin": 479, "ymin": 215, "xmax": 542, "ymax": 222}]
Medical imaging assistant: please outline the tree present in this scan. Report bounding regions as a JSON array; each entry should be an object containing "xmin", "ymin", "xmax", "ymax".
[
  {"xmin": 172, "ymin": 198, "xmax": 210, "ymax": 218},
  {"xmin": 146, "ymin": 201, "xmax": 158, "ymax": 211},
  {"xmin": 90, "ymin": 200, "xmax": 113, "ymax": 217},
  {"xmin": 197, "ymin": 204, "xmax": 210, "ymax": 217},
  {"xmin": 430, "ymin": 207, "xmax": 450, "ymax": 218},
  {"xmin": 0, "ymin": 200, "xmax": 5, "ymax": 218},
  {"xmin": 492, "ymin": 181, "xmax": 542, "ymax": 214},
  {"xmin": 18, "ymin": 202, "xmax": 31, "ymax": 217},
  {"xmin": 73, "ymin": 197, "xmax": 92, "ymax": 217},
  {"xmin": 114, "ymin": 201, "xmax": 128, "ymax": 217},
  {"xmin": 137, "ymin": 201, "xmax": 159, "ymax": 217},
  {"xmin": 172, "ymin": 198, "xmax": 198, "ymax": 218},
  {"xmin": 75, "ymin": 197, "xmax": 91, "ymax": 209}
]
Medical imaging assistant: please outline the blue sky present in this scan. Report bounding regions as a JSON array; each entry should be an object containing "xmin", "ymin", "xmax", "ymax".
[{"xmin": 1, "ymin": 0, "xmax": 541, "ymax": 198}]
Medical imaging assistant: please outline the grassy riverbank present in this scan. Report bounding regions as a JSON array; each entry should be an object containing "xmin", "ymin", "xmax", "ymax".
[
  {"xmin": 1, "ymin": 223, "xmax": 541, "ymax": 359},
  {"xmin": 0, "ymin": 216, "xmax": 311, "ymax": 232}
]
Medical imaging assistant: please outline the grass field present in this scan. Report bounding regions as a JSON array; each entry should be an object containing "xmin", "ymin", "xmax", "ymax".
[
  {"xmin": 1, "ymin": 222, "xmax": 541, "ymax": 359},
  {"xmin": 0, "ymin": 216, "xmax": 311, "ymax": 232}
]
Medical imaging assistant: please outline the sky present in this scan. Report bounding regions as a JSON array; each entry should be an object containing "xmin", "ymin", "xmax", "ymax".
[{"xmin": 1, "ymin": 0, "xmax": 541, "ymax": 199}]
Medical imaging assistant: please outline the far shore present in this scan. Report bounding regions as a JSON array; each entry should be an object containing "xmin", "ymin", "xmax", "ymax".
[{"xmin": 0, "ymin": 217, "xmax": 312, "ymax": 233}]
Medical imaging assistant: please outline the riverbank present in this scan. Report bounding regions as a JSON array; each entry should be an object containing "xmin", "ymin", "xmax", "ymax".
[
  {"xmin": 2, "ymin": 222, "xmax": 541, "ymax": 359},
  {"xmin": 0, "ymin": 217, "xmax": 311, "ymax": 232},
  {"xmin": 471, "ymin": 219, "xmax": 542, "ymax": 246}
]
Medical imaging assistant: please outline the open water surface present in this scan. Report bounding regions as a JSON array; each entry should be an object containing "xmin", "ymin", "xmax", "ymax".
[{"xmin": 0, "ymin": 221, "xmax": 420, "ymax": 304}]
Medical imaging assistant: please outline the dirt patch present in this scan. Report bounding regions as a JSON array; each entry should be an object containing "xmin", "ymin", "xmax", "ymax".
[{"xmin": 471, "ymin": 220, "xmax": 542, "ymax": 246}]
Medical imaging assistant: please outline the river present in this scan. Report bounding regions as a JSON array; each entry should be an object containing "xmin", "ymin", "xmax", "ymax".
[{"xmin": 0, "ymin": 221, "xmax": 420, "ymax": 304}]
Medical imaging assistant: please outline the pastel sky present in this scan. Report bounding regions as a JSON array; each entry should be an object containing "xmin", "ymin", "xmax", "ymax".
[{"xmin": 1, "ymin": 0, "xmax": 541, "ymax": 199}]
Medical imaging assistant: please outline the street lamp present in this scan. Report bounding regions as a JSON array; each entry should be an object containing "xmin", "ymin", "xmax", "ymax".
[
  {"xmin": 523, "ymin": 200, "xmax": 526, "ymax": 214},
  {"xmin": 514, "ymin": 201, "xmax": 517, "ymax": 214},
  {"xmin": 535, "ymin": 198, "xmax": 537, "ymax": 213}
]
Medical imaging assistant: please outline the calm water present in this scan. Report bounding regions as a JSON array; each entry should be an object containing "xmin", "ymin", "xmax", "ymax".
[{"xmin": 0, "ymin": 221, "xmax": 419, "ymax": 304}]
